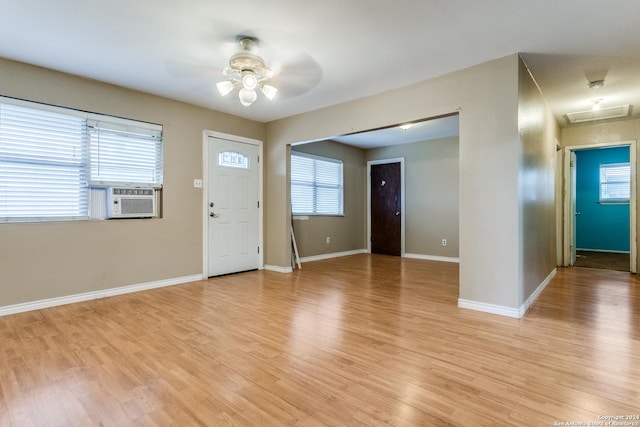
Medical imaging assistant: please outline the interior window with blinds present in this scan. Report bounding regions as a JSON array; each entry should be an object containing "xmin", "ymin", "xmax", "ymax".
[
  {"xmin": 0, "ymin": 96, "xmax": 163, "ymax": 223},
  {"xmin": 291, "ymin": 151, "xmax": 343, "ymax": 215},
  {"xmin": 599, "ymin": 162, "xmax": 630, "ymax": 203},
  {"xmin": 88, "ymin": 118, "xmax": 163, "ymax": 186}
]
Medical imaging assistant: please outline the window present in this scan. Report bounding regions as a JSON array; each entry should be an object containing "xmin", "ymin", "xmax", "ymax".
[
  {"xmin": 218, "ymin": 151, "xmax": 249, "ymax": 169},
  {"xmin": 88, "ymin": 118, "xmax": 163, "ymax": 186},
  {"xmin": 291, "ymin": 152, "xmax": 343, "ymax": 215},
  {"xmin": 599, "ymin": 162, "xmax": 630, "ymax": 203},
  {"xmin": 0, "ymin": 96, "xmax": 163, "ymax": 223}
]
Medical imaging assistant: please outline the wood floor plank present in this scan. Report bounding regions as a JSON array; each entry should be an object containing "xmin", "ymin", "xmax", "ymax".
[{"xmin": 1, "ymin": 254, "xmax": 639, "ymax": 426}]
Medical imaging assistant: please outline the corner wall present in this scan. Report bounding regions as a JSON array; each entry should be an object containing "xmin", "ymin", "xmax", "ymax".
[
  {"xmin": 291, "ymin": 141, "xmax": 366, "ymax": 257},
  {"xmin": 366, "ymin": 136, "xmax": 459, "ymax": 258},
  {"xmin": 517, "ymin": 56, "xmax": 559, "ymax": 308},
  {"xmin": 266, "ymin": 55, "xmax": 522, "ymax": 310}
]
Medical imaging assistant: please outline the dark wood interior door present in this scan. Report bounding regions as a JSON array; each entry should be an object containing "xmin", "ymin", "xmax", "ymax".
[{"xmin": 370, "ymin": 162, "xmax": 401, "ymax": 256}]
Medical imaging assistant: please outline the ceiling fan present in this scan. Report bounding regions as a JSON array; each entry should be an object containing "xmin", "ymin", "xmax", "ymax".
[{"xmin": 216, "ymin": 36, "xmax": 278, "ymax": 106}]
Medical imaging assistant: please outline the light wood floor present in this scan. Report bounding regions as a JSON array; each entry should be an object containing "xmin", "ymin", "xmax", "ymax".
[{"xmin": 1, "ymin": 255, "xmax": 639, "ymax": 426}]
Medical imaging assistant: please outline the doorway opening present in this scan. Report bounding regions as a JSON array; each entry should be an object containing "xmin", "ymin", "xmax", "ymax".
[
  {"xmin": 288, "ymin": 113, "xmax": 459, "ymax": 264},
  {"xmin": 563, "ymin": 140, "xmax": 637, "ymax": 273}
]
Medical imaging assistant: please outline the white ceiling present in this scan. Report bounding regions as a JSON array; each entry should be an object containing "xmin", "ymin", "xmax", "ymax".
[
  {"xmin": 1, "ymin": 0, "xmax": 640, "ymax": 129},
  {"xmin": 332, "ymin": 115, "xmax": 460, "ymax": 149}
]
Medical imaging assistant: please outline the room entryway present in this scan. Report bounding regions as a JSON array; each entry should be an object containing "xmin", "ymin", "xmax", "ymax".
[{"xmin": 564, "ymin": 141, "xmax": 637, "ymax": 273}]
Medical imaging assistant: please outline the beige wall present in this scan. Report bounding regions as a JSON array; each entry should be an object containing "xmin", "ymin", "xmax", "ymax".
[
  {"xmin": 291, "ymin": 141, "xmax": 366, "ymax": 257},
  {"xmin": 0, "ymin": 58, "xmax": 265, "ymax": 307},
  {"xmin": 561, "ymin": 118, "xmax": 640, "ymax": 268},
  {"xmin": 562, "ymin": 119, "xmax": 640, "ymax": 147},
  {"xmin": 267, "ymin": 54, "xmax": 524, "ymax": 309},
  {"xmin": 366, "ymin": 136, "xmax": 459, "ymax": 258},
  {"xmin": 517, "ymin": 57, "xmax": 559, "ymax": 305}
]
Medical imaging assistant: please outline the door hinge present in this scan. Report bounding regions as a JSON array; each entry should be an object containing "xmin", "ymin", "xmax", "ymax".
[
  {"xmin": 258, "ymin": 246, "xmax": 260, "ymax": 254},
  {"xmin": 257, "ymin": 200, "xmax": 260, "ymax": 208}
]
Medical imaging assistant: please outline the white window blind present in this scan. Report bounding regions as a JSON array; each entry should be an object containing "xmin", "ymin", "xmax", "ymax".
[
  {"xmin": 0, "ymin": 102, "xmax": 88, "ymax": 222},
  {"xmin": 291, "ymin": 152, "xmax": 343, "ymax": 215},
  {"xmin": 0, "ymin": 96, "xmax": 163, "ymax": 223},
  {"xmin": 600, "ymin": 162, "xmax": 630, "ymax": 202},
  {"xmin": 88, "ymin": 118, "xmax": 163, "ymax": 186}
]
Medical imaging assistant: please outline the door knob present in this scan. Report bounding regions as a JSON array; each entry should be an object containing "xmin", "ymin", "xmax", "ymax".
[
  {"xmin": 210, "ymin": 212, "xmax": 220, "ymax": 218},
  {"xmin": 395, "ymin": 211, "xmax": 401, "ymax": 216}
]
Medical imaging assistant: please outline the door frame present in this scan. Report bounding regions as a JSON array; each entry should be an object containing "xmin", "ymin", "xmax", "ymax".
[
  {"xmin": 367, "ymin": 158, "xmax": 405, "ymax": 255},
  {"xmin": 202, "ymin": 130, "xmax": 264, "ymax": 278},
  {"xmin": 563, "ymin": 140, "xmax": 637, "ymax": 272}
]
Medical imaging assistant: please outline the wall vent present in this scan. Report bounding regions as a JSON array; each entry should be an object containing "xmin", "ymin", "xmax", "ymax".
[{"xmin": 567, "ymin": 104, "xmax": 630, "ymax": 124}]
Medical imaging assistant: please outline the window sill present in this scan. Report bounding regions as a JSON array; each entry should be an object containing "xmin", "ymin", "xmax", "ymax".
[{"xmin": 292, "ymin": 214, "xmax": 345, "ymax": 219}]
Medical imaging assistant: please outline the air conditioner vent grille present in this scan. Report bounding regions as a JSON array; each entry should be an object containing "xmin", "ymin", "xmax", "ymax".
[
  {"xmin": 107, "ymin": 186, "xmax": 157, "ymax": 218},
  {"xmin": 121, "ymin": 198, "xmax": 155, "ymax": 215},
  {"xmin": 567, "ymin": 105, "xmax": 630, "ymax": 124}
]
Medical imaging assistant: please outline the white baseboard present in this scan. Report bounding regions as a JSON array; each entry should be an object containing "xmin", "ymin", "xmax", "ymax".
[
  {"xmin": 519, "ymin": 268, "xmax": 556, "ymax": 317},
  {"xmin": 458, "ymin": 299, "xmax": 521, "ymax": 318},
  {"xmin": 404, "ymin": 253, "xmax": 460, "ymax": 263},
  {"xmin": 0, "ymin": 274, "xmax": 204, "ymax": 317},
  {"xmin": 458, "ymin": 268, "xmax": 557, "ymax": 319},
  {"xmin": 264, "ymin": 264, "xmax": 293, "ymax": 273},
  {"xmin": 300, "ymin": 249, "xmax": 367, "ymax": 263}
]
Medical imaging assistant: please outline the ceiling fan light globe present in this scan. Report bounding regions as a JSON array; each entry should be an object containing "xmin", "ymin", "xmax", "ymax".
[
  {"xmin": 242, "ymin": 73, "xmax": 258, "ymax": 90},
  {"xmin": 261, "ymin": 84, "xmax": 278, "ymax": 100},
  {"xmin": 216, "ymin": 80, "xmax": 235, "ymax": 96},
  {"xmin": 239, "ymin": 87, "xmax": 257, "ymax": 106}
]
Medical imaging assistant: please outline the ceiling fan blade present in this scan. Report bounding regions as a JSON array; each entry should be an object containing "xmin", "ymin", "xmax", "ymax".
[
  {"xmin": 165, "ymin": 23, "xmax": 249, "ymax": 78},
  {"xmin": 166, "ymin": 30, "xmax": 322, "ymax": 102},
  {"xmin": 269, "ymin": 51, "xmax": 322, "ymax": 98}
]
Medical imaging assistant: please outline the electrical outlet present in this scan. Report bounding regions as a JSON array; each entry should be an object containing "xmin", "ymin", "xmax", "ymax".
[
  {"xmin": 326, "ymin": 236, "xmax": 331, "ymax": 244},
  {"xmin": 193, "ymin": 179, "xmax": 203, "ymax": 188},
  {"xmin": 442, "ymin": 239, "xmax": 447, "ymax": 247}
]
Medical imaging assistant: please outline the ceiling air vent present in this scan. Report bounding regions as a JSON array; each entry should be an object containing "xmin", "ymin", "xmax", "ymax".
[{"xmin": 566, "ymin": 105, "xmax": 630, "ymax": 124}]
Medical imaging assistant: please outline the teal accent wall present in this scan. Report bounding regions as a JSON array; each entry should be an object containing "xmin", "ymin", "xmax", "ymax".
[{"xmin": 575, "ymin": 146, "xmax": 630, "ymax": 252}]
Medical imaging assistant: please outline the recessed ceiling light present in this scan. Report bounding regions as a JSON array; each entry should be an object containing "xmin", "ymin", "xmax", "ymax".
[{"xmin": 591, "ymin": 98, "xmax": 603, "ymax": 111}]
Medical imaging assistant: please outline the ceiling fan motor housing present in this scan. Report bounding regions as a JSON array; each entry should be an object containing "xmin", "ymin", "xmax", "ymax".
[{"xmin": 225, "ymin": 52, "xmax": 271, "ymax": 82}]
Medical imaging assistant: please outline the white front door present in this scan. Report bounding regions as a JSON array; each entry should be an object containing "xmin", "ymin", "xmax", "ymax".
[{"xmin": 207, "ymin": 136, "xmax": 259, "ymax": 276}]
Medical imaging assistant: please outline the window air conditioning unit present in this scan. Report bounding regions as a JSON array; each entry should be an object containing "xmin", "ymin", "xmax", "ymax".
[{"xmin": 107, "ymin": 187, "xmax": 157, "ymax": 218}]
